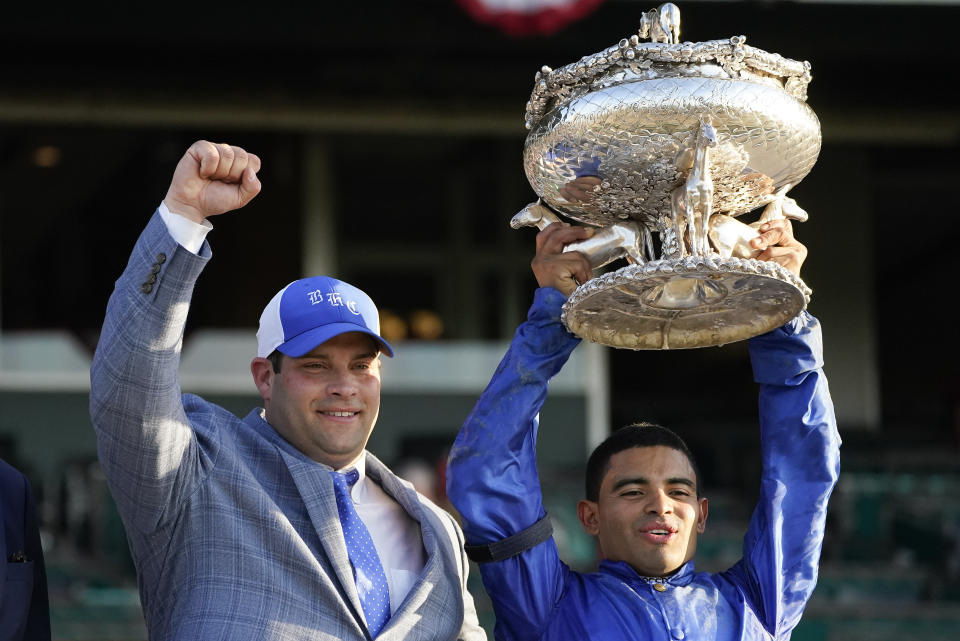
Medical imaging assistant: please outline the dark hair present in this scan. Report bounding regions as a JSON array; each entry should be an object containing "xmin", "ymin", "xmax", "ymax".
[
  {"xmin": 584, "ymin": 422, "xmax": 702, "ymax": 501},
  {"xmin": 267, "ymin": 350, "xmax": 284, "ymax": 373}
]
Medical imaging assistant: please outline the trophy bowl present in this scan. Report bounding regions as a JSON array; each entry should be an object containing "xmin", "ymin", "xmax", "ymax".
[{"xmin": 514, "ymin": 3, "xmax": 819, "ymax": 349}]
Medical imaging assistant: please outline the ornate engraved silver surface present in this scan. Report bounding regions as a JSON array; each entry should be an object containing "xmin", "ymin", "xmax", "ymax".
[{"xmin": 515, "ymin": 3, "xmax": 820, "ymax": 349}]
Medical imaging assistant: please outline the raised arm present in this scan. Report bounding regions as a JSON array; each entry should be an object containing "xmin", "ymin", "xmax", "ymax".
[
  {"xmin": 447, "ymin": 223, "xmax": 591, "ymax": 641},
  {"xmin": 89, "ymin": 142, "xmax": 261, "ymax": 534},
  {"xmin": 722, "ymin": 221, "xmax": 840, "ymax": 636}
]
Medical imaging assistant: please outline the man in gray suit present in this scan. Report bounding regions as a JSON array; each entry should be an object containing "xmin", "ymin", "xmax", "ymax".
[{"xmin": 90, "ymin": 140, "xmax": 485, "ymax": 641}]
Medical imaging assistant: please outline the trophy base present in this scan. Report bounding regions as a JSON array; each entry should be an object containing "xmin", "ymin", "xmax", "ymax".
[{"xmin": 562, "ymin": 256, "xmax": 810, "ymax": 349}]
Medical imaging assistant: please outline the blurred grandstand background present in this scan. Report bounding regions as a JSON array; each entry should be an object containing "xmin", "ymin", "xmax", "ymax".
[{"xmin": 1, "ymin": 1, "xmax": 958, "ymax": 639}]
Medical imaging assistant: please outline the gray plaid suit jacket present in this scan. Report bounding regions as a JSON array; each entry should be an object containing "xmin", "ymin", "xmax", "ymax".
[{"xmin": 89, "ymin": 212, "xmax": 485, "ymax": 641}]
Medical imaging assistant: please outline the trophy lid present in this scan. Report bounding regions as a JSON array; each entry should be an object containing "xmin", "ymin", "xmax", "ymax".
[{"xmin": 525, "ymin": 5, "xmax": 813, "ymax": 131}]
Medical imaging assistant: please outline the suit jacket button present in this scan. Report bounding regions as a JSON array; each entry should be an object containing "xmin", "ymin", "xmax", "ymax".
[
  {"xmin": 141, "ymin": 283, "xmax": 153, "ymax": 294},
  {"xmin": 151, "ymin": 263, "xmax": 162, "ymax": 274},
  {"xmin": 156, "ymin": 253, "xmax": 167, "ymax": 264},
  {"xmin": 145, "ymin": 273, "xmax": 157, "ymax": 284}
]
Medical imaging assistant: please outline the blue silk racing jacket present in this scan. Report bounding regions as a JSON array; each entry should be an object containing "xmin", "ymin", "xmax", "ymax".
[{"xmin": 447, "ymin": 287, "xmax": 840, "ymax": 641}]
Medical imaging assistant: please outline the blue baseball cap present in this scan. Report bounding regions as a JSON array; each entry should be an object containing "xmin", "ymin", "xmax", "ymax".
[{"xmin": 256, "ymin": 276, "xmax": 393, "ymax": 358}]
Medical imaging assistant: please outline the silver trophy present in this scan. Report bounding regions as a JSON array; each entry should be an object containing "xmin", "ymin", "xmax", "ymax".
[{"xmin": 513, "ymin": 3, "xmax": 819, "ymax": 349}]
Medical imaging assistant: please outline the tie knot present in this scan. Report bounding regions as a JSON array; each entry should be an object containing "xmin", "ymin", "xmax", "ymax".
[
  {"xmin": 344, "ymin": 468, "xmax": 360, "ymax": 486},
  {"xmin": 334, "ymin": 468, "xmax": 360, "ymax": 488}
]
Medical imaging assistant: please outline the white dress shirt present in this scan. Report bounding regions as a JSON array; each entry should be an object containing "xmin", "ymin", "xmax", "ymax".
[{"xmin": 159, "ymin": 202, "xmax": 428, "ymax": 613}]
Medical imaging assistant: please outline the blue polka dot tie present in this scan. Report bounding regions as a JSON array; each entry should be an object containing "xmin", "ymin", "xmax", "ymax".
[{"xmin": 331, "ymin": 469, "xmax": 391, "ymax": 637}]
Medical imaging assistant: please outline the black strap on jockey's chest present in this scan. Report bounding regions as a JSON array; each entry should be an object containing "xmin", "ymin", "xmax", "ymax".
[{"xmin": 464, "ymin": 515, "xmax": 553, "ymax": 564}]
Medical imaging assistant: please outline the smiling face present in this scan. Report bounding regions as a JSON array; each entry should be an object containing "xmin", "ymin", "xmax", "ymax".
[
  {"xmin": 250, "ymin": 332, "xmax": 382, "ymax": 468},
  {"xmin": 578, "ymin": 445, "xmax": 708, "ymax": 577}
]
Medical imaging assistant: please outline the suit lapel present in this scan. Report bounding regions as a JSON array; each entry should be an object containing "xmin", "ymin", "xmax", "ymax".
[
  {"xmin": 278, "ymin": 447, "xmax": 368, "ymax": 631},
  {"xmin": 272, "ymin": 444, "xmax": 459, "ymax": 639},
  {"xmin": 365, "ymin": 456, "xmax": 447, "ymax": 619}
]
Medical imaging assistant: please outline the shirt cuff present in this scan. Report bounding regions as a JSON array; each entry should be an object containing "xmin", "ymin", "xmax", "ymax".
[
  {"xmin": 528, "ymin": 287, "xmax": 568, "ymax": 323},
  {"xmin": 159, "ymin": 201, "xmax": 212, "ymax": 255},
  {"xmin": 748, "ymin": 310, "xmax": 823, "ymax": 384}
]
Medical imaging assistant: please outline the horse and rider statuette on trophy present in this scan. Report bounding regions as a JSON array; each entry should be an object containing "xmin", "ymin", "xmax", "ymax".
[{"xmin": 512, "ymin": 3, "xmax": 820, "ymax": 349}]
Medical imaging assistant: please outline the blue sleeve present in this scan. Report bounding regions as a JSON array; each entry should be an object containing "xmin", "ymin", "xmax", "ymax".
[
  {"xmin": 89, "ymin": 211, "xmax": 219, "ymax": 534},
  {"xmin": 447, "ymin": 288, "xmax": 580, "ymax": 641},
  {"xmin": 723, "ymin": 311, "xmax": 841, "ymax": 637}
]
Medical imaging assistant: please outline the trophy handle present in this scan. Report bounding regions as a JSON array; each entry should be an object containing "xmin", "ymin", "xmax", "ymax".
[
  {"xmin": 510, "ymin": 200, "xmax": 649, "ymax": 269},
  {"xmin": 510, "ymin": 200, "xmax": 562, "ymax": 231},
  {"xmin": 708, "ymin": 184, "xmax": 809, "ymax": 259},
  {"xmin": 756, "ymin": 184, "xmax": 809, "ymax": 224}
]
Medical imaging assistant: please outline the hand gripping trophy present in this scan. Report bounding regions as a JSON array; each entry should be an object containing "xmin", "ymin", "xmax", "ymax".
[{"xmin": 513, "ymin": 3, "xmax": 820, "ymax": 349}]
